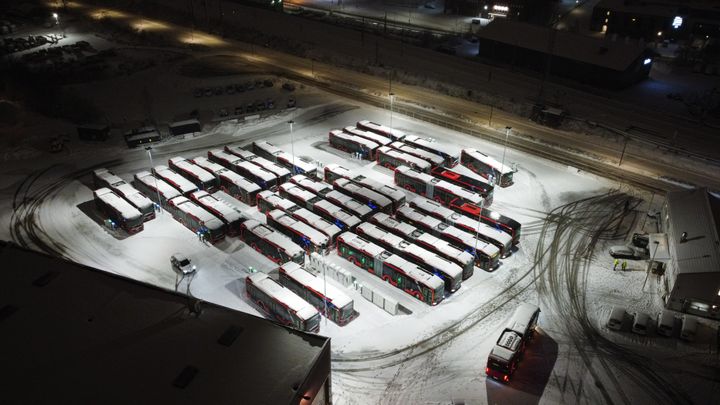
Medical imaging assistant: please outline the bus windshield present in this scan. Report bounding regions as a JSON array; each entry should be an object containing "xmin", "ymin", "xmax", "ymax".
[{"xmin": 305, "ymin": 313, "xmax": 321, "ymax": 332}]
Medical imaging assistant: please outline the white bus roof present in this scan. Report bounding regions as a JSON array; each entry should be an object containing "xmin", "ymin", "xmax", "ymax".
[
  {"xmin": 236, "ymin": 160, "xmax": 276, "ymax": 182},
  {"xmin": 134, "ymin": 171, "xmax": 181, "ymax": 200},
  {"xmin": 404, "ymin": 243, "xmax": 463, "ymax": 279},
  {"xmin": 463, "ymin": 148, "xmax": 513, "ymax": 175},
  {"xmin": 153, "ymin": 165, "xmax": 197, "ymax": 194},
  {"xmin": 448, "ymin": 211, "xmax": 513, "ymax": 248},
  {"xmin": 280, "ymin": 262, "xmax": 353, "ymax": 309},
  {"xmin": 397, "ymin": 205, "xmax": 443, "ymax": 229},
  {"xmin": 370, "ymin": 212, "xmax": 418, "ymax": 237},
  {"xmin": 94, "ymin": 169, "xmax": 125, "ymax": 187},
  {"xmin": 416, "ymin": 232, "xmax": 474, "ymax": 266},
  {"xmin": 227, "ymin": 146, "xmax": 291, "ymax": 178},
  {"xmin": 256, "ymin": 142, "xmax": 317, "ymax": 172},
  {"xmin": 411, "ymin": 196, "xmax": 455, "ymax": 220},
  {"xmin": 351, "ymin": 174, "xmax": 405, "ymax": 204},
  {"xmin": 169, "ymin": 157, "xmax": 215, "ymax": 183},
  {"xmin": 335, "ymin": 178, "xmax": 392, "ymax": 207},
  {"xmin": 357, "ymin": 223, "xmax": 406, "ymax": 247},
  {"xmin": 94, "ymin": 187, "xmax": 143, "ymax": 221},
  {"xmin": 490, "ymin": 330, "xmax": 522, "ymax": 362},
  {"xmin": 191, "ymin": 191, "xmax": 244, "ymax": 223},
  {"xmin": 113, "ymin": 183, "xmax": 153, "ymax": 210},
  {"xmin": 314, "ymin": 200, "xmax": 361, "ymax": 228},
  {"xmin": 291, "ymin": 175, "xmax": 332, "ymax": 195},
  {"xmin": 218, "ymin": 170, "xmax": 261, "ymax": 193},
  {"xmin": 399, "ymin": 167, "xmax": 483, "ymax": 205},
  {"xmin": 357, "ymin": 120, "xmax": 406, "ymax": 140},
  {"xmin": 268, "ymin": 210, "xmax": 329, "ymax": 247},
  {"xmin": 253, "ymin": 140, "xmax": 282, "ymax": 155},
  {"xmin": 244, "ymin": 219, "xmax": 304, "ymax": 257},
  {"xmin": 280, "ymin": 183, "xmax": 317, "ymax": 202},
  {"xmin": 382, "ymin": 254, "xmax": 445, "ymax": 290},
  {"xmin": 389, "ymin": 141, "xmax": 444, "ymax": 166},
  {"xmin": 192, "ymin": 156, "xmax": 226, "ymax": 175},
  {"xmin": 403, "ymin": 135, "xmax": 460, "ymax": 158},
  {"xmin": 378, "ymin": 146, "xmax": 431, "ymax": 171},
  {"xmin": 168, "ymin": 196, "xmax": 224, "ymax": 231},
  {"xmin": 258, "ymin": 191, "xmax": 297, "ymax": 211},
  {"xmin": 506, "ymin": 303, "xmax": 540, "ymax": 336},
  {"xmin": 287, "ymin": 206, "xmax": 341, "ymax": 240},
  {"xmin": 325, "ymin": 190, "xmax": 373, "ymax": 217},
  {"xmin": 436, "ymin": 222, "xmax": 500, "ymax": 257},
  {"xmin": 248, "ymin": 272, "xmax": 319, "ymax": 321},
  {"xmin": 208, "ymin": 149, "xmax": 243, "ymax": 166},
  {"xmin": 324, "ymin": 163, "xmax": 353, "ymax": 178},
  {"xmin": 329, "ymin": 130, "xmax": 380, "ymax": 150},
  {"xmin": 338, "ymin": 231, "xmax": 385, "ymax": 257},
  {"xmin": 343, "ymin": 126, "xmax": 391, "ymax": 146}
]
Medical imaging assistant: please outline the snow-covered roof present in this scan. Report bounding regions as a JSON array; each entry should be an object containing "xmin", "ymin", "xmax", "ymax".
[
  {"xmin": 370, "ymin": 212, "xmax": 419, "ymax": 238},
  {"xmin": 329, "ymin": 130, "xmax": 380, "ymax": 150},
  {"xmin": 113, "ymin": 183, "xmax": 153, "ymax": 210},
  {"xmin": 339, "ymin": 231, "xmax": 385, "ymax": 257},
  {"xmin": 378, "ymin": 146, "xmax": 431, "ymax": 172},
  {"xmin": 247, "ymin": 272, "xmax": 319, "ymax": 321},
  {"xmin": 397, "ymin": 205, "xmax": 443, "ymax": 229},
  {"xmin": 490, "ymin": 330, "xmax": 522, "ymax": 362},
  {"xmin": 169, "ymin": 157, "xmax": 215, "ymax": 183},
  {"xmin": 325, "ymin": 190, "xmax": 373, "ymax": 218},
  {"xmin": 324, "ymin": 163, "xmax": 353, "ymax": 179},
  {"xmin": 399, "ymin": 167, "xmax": 483, "ymax": 205},
  {"xmin": 286, "ymin": 206, "xmax": 341, "ymax": 240},
  {"xmin": 190, "ymin": 191, "xmax": 244, "ymax": 223},
  {"xmin": 505, "ymin": 303, "xmax": 540, "ymax": 337},
  {"xmin": 268, "ymin": 209, "xmax": 329, "ymax": 247},
  {"xmin": 280, "ymin": 262, "xmax": 353, "ymax": 309},
  {"xmin": 382, "ymin": 254, "xmax": 445, "ymax": 290},
  {"xmin": 410, "ymin": 196, "xmax": 455, "ymax": 220},
  {"xmin": 258, "ymin": 191, "xmax": 297, "ymax": 211},
  {"xmin": 226, "ymin": 146, "xmax": 291, "ymax": 178},
  {"xmin": 343, "ymin": 126, "xmax": 392, "ymax": 146},
  {"xmin": 153, "ymin": 165, "xmax": 197, "ymax": 194},
  {"xmin": 194, "ymin": 156, "xmax": 259, "ymax": 191},
  {"xmin": 402, "ymin": 135, "xmax": 459, "ymax": 158},
  {"xmin": 168, "ymin": 196, "xmax": 224, "ymax": 231},
  {"xmin": 404, "ymin": 243, "xmax": 463, "ymax": 279},
  {"xmin": 335, "ymin": 178, "xmax": 392, "ymax": 208},
  {"xmin": 431, "ymin": 219, "xmax": 500, "ymax": 258},
  {"xmin": 169, "ymin": 118, "xmax": 200, "ymax": 128},
  {"xmin": 291, "ymin": 175, "xmax": 332, "ymax": 195},
  {"xmin": 94, "ymin": 187, "xmax": 143, "ymax": 221},
  {"xmin": 280, "ymin": 182, "xmax": 317, "ymax": 202},
  {"xmin": 666, "ymin": 188, "xmax": 720, "ymax": 275},
  {"xmin": 243, "ymin": 219, "xmax": 304, "ymax": 257},
  {"xmin": 351, "ymin": 174, "xmax": 405, "ymax": 204},
  {"xmin": 477, "ymin": 19, "xmax": 649, "ymax": 72},
  {"xmin": 314, "ymin": 200, "xmax": 361, "ymax": 228},
  {"xmin": 253, "ymin": 140, "xmax": 282, "ymax": 156},
  {"xmin": 416, "ymin": 232, "xmax": 475, "ymax": 266},
  {"xmin": 448, "ymin": 212, "xmax": 513, "ymax": 249},
  {"xmin": 94, "ymin": 168, "xmax": 125, "ymax": 187},
  {"xmin": 463, "ymin": 149, "xmax": 513, "ymax": 175},
  {"xmin": 390, "ymin": 141, "xmax": 444, "ymax": 166},
  {"xmin": 134, "ymin": 171, "xmax": 181, "ymax": 200},
  {"xmin": 193, "ymin": 156, "xmax": 226, "ymax": 175},
  {"xmin": 208, "ymin": 149, "xmax": 243, "ymax": 166},
  {"xmin": 357, "ymin": 120, "xmax": 406, "ymax": 140},
  {"xmin": 357, "ymin": 223, "xmax": 405, "ymax": 247},
  {"xmin": 236, "ymin": 160, "xmax": 276, "ymax": 182}
]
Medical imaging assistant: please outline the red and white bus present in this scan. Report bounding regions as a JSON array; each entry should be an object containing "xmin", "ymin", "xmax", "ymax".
[
  {"xmin": 258, "ymin": 190, "xmax": 360, "ymax": 232},
  {"xmin": 323, "ymin": 190, "xmax": 374, "ymax": 219},
  {"xmin": 448, "ymin": 200, "xmax": 521, "ymax": 245},
  {"xmin": 377, "ymin": 145, "xmax": 432, "ymax": 173},
  {"xmin": 152, "ymin": 165, "xmax": 198, "ymax": 195},
  {"xmin": 486, "ymin": 303, "xmax": 540, "ymax": 383},
  {"xmin": 395, "ymin": 165, "xmax": 483, "ymax": 207},
  {"xmin": 246, "ymin": 272, "xmax": 321, "ymax": 333},
  {"xmin": 279, "ymin": 262, "xmax": 356, "ymax": 325},
  {"xmin": 166, "ymin": 195, "xmax": 226, "ymax": 243},
  {"xmin": 133, "ymin": 170, "xmax": 181, "ymax": 208},
  {"xmin": 333, "ymin": 178, "xmax": 393, "ymax": 214},
  {"xmin": 402, "ymin": 134, "xmax": 460, "ymax": 167},
  {"xmin": 323, "ymin": 163, "xmax": 353, "ymax": 184},
  {"xmin": 267, "ymin": 209, "xmax": 330, "ymax": 254},
  {"xmin": 289, "ymin": 174, "xmax": 333, "ymax": 197},
  {"xmin": 431, "ymin": 165, "xmax": 494, "ymax": 204},
  {"xmin": 168, "ymin": 156, "xmax": 218, "ymax": 192},
  {"xmin": 192, "ymin": 156, "xmax": 261, "ymax": 206},
  {"xmin": 349, "ymin": 173, "xmax": 406, "ymax": 211},
  {"xmin": 253, "ymin": 141, "xmax": 318, "ymax": 177},
  {"xmin": 337, "ymin": 232, "xmax": 445, "ymax": 305},
  {"xmin": 284, "ymin": 204, "xmax": 341, "ymax": 245},
  {"xmin": 208, "ymin": 149, "xmax": 279, "ymax": 191},
  {"xmin": 328, "ymin": 129, "xmax": 380, "ymax": 160},
  {"xmin": 94, "ymin": 168, "xmax": 155, "ymax": 221},
  {"xmin": 356, "ymin": 119, "xmax": 406, "ymax": 141},
  {"xmin": 389, "ymin": 141, "xmax": 444, "ymax": 167},
  {"xmin": 189, "ymin": 190, "xmax": 245, "ymax": 236},
  {"xmin": 225, "ymin": 145, "xmax": 291, "ymax": 185},
  {"xmin": 343, "ymin": 126, "xmax": 392, "ymax": 146},
  {"xmin": 93, "ymin": 187, "xmax": 144, "ymax": 234},
  {"xmin": 240, "ymin": 219, "xmax": 305, "ymax": 264},
  {"xmin": 256, "ymin": 190, "xmax": 297, "ymax": 214},
  {"xmin": 461, "ymin": 148, "xmax": 515, "ymax": 187}
]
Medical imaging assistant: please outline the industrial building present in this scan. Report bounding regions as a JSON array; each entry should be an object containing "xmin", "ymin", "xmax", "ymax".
[
  {"xmin": 0, "ymin": 242, "xmax": 331, "ymax": 405},
  {"xmin": 660, "ymin": 188, "xmax": 720, "ymax": 320}
]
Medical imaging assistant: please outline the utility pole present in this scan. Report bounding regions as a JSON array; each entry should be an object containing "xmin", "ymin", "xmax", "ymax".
[{"xmin": 500, "ymin": 126, "xmax": 511, "ymax": 185}]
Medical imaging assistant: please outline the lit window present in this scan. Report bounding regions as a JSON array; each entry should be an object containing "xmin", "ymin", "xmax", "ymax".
[
  {"xmin": 493, "ymin": 5, "xmax": 509, "ymax": 12},
  {"xmin": 672, "ymin": 16, "xmax": 683, "ymax": 29},
  {"xmin": 606, "ymin": 11, "xmax": 610, "ymax": 16},
  {"xmin": 643, "ymin": 58, "xmax": 652, "ymax": 65}
]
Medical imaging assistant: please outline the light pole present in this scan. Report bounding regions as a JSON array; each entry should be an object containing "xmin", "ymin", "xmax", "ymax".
[
  {"xmin": 499, "ymin": 126, "xmax": 511, "ymax": 186},
  {"xmin": 389, "ymin": 92, "xmax": 395, "ymax": 129},
  {"xmin": 145, "ymin": 146, "xmax": 162, "ymax": 213},
  {"xmin": 288, "ymin": 120, "xmax": 296, "ymax": 174}
]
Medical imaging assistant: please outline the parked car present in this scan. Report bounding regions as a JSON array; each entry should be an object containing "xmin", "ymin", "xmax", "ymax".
[
  {"xmin": 631, "ymin": 312, "xmax": 651, "ymax": 335},
  {"xmin": 632, "ymin": 233, "xmax": 649, "ymax": 249},
  {"xmin": 287, "ymin": 97, "xmax": 296, "ymax": 108},
  {"xmin": 680, "ymin": 315, "xmax": 697, "ymax": 341},
  {"xmin": 171, "ymin": 254, "xmax": 196, "ymax": 275},
  {"xmin": 607, "ymin": 307, "xmax": 626, "ymax": 331},
  {"xmin": 609, "ymin": 245, "xmax": 647, "ymax": 259},
  {"xmin": 656, "ymin": 310, "xmax": 675, "ymax": 337}
]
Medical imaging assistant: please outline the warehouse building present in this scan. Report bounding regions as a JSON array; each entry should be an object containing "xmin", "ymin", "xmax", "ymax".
[
  {"xmin": 660, "ymin": 188, "xmax": 720, "ymax": 320},
  {"xmin": 0, "ymin": 242, "xmax": 332, "ymax": 404}
]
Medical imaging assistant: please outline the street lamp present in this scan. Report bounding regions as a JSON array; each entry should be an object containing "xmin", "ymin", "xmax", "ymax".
[
  {"xmin": 288, "ymin": 120, "xmax": 296, "ymax": 174},
  {"xmin": 499, "ymin": 126, "xmax": 511, "ymax": 186},
  {"xmin": 145, "ymin": 146, "xmax": 163, "ymax": 213},
  {"xmin": 389, "ymin": 92, "xmax": 395, "ymax": 129}
]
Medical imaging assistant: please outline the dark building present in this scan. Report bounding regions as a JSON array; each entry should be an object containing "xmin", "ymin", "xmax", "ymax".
[
  {"xmin": 446, "ymin": 0, "xmax": 556, "ymax": 23},
  {"xmin": 477, "ymin": 19, "xmax": 656, "ymax": 88},
  {"xmin": 590, "ymin": 0, "xmax": 720, "ymax": 41},
  {"xmin": 0, "ymin": 242, "xmax": 332, "ymax": 405}
]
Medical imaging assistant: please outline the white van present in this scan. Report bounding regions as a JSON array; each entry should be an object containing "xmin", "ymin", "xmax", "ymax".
[
  {"xmin": 680, "ymin": 315, "xmax": 698, "ymax": 341},
  {"xmin": 656, "ymin": 310, "xmax": 675, "ymax": 337},
  {"xmin": 607, "ymin": 307, "xmax": 626, "ymax": 331}
]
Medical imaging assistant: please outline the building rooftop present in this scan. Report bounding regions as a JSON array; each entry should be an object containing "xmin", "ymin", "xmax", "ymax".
[{"xmin": 666, "ymin": 188, "xmax": 720, "ymax": 275}]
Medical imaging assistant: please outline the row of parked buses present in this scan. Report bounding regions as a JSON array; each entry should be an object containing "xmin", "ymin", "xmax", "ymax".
[{"xmin": 92, "ymin": 168, "xmax": 156, "ymax": 234}]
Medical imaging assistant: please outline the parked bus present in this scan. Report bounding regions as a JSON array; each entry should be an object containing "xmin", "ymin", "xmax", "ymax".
[
  {"xmin": 258, "ymin": 189, "xmax": 360, "ymax": 232},
  {"xmin": 267, "ymin": 209, "xmax": 329, "ymax": 254},
  {"xmin": 152, "ymin": 165, "xmax": 197, "ymax": 195},
  {"xmin": 343, "ymin": 126, "xmax": 392, "ymax": 146},
  {"xmin": 245, "ymin": 272, "xmax": 321, "ymax": 333},
  {"xmin": 208, "ymin": 149, "xmax": 279, "ymax": 191},
  {"xmin": 368, "ymin": 212, "xmax": 474, "ymax": 279},
  {"xmin": 356, "ymin": 119, "xmax": 406, "ymax": 141},
  {"xmin": 284, "ymin": 205, "xmax": 341, "ymax": 245},
  {"xmin": 289, "ymin": 174, "xmax": 333, "ymax": 197},
  {"xmin": 396, "ymin": 205, "xmax": 500, "ymax": 270},
  {"xmin": 256, "ymin": 190, "xmax": 298, "ymax": 214},
  {"xmin": 389, "ymin": 141, "xmax": 444, "ymax": 167},
  {"xmin": 355, "ymin": 222, "xmax": 463, "ymax": 294},
  {"xmin": 278, "ymin": 183, "xmax": 360, "ymax": 232},
  {"xmin": 328, "ymin": 129, "xmax": 379, "ymax": 160},
  {"xmin": 337, "ymin": 232, "xmax": 444, "ymax": 305},
  {"xmin": 193, "ymin": 156, "xmax": 261, "ymax": 206},
  {"xmin": 461, "ymin": 148, "xmax": 515, "ymax": 187},
  {"xmin": 189, "ymin": 190, "xmax": 245, "ymax": 236},
  {"xmin": 486, "ymin": 303, "xmax": 540, "ymax": 383},
  {"xmin": 94, "ymin": 169, "xmax": 154, "ymax": 221},
  {"xmin": 313, "ymin": 199, "xmax": 361, "ymax": 231},
  {"xmin": 225, "ymin": 145, "xmax": 291, "ymax": 186},
  {"xmin": 402, "ymin": 134, "xmax": 459, "ymax": 167},
  {"xmin": 253, "ymin": 141, "xmax": 318, "ymax": 177},
  {"xmin": 279, "ymin": 262, "xmax": 355, "ymax": 325},
  {"xmin": 93, "ymin": 187, "xmax": 144, "ymax": 234},
  {"xmin": 348, "ymin": 173, "xmax": 406, "ymax": 211},
  {"xmin": 411, "ymin": 197, "xmax": 513, "ymax": 257},
  {"xmin": 133, "ymin": 170, "xmax": 181, "ymax": 208},
  {"xmin": 333, "ymin": 178, "xmax": 393, "ymax": 214},
  {"xmin": 395, "ymin": 165, "xmax": 483, "ymax": 206},
  {"xmin": 168, "ymin": 156, "xmax": 218, "ymax": 192},
  {"xmin": 324, "ymin": 190, "xmax": 374, "ymax": 219},
  {"xmin": 166, "ymin": 195, "xmax": 225, "ymax": 243},
  {"xmin": 431, "ymin": 165, "xmax": 494, "ymax": 204},
  {"xmin": 377, "ymin": 146, "xmax": 432, "ymax": 173},
  {"xmin": 448, "ymin": 200, "xmax": 521, "ymax": 245},
  {"xmin": 278, "ymin": 182, "xmax": 321, "ymax": 210},
  {"xmin": 323, "ymin": 163, "xmax": 353, "ymax": 184},
  {"xmin": 240, "ymin": 219, "xmax": 305, "ymax": 264}
]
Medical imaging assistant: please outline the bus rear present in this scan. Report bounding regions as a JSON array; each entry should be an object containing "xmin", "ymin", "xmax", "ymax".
[{"xmin": 486, "ymin": 330, "xmax": 522, "ymax": 383}]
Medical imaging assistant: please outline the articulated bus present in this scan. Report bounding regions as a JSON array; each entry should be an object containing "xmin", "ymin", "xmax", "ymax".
[
  {"xmin": 486, "ymin": 303, "xmax": 540, "ymax": 383},
  {"xmin": 402, "ymin": 134, "xmax": 460, "ymax": 167},
  {"xmin": 279, "ymin": 262, "xmax": 355, "ymax": 325},
  {"xmin": 278, "ymin": 182, "xmax": 321, "ymax": 210},
  {"xmin": 240, "ymin": 219, "xmax": 305, "ymax": 264},
  {"xmin": 289, "ymin": 174, "xmax": 333, "ymax": 197},
  {"xmin": 431, "ymin": 165, "xmax": 494, "ymax": 205},
  {"xmin": 152, "ymin": 165, "xmax": 198, "ymax": 195},
  {"xmin": 256, "ymin": 190, "xmax": 297, "ymax": 214},
  {"xmin": 389, "ymin": 141, "xmax": 444, "ymax": 167},
  {"xmin": 225, "ymin": 145, "xmax": 291, "ymax": 186},
  {"xmin": 258, "ymin": 189, "xmax": 360, "ymax": 232},
  {"xmin": 193, "ymin": 156, "xmax": 261, "ymax": 206},
  {"xmin": 279, "ymin": 183, "xmax": 360, "ymax": 233},
  {"xmin": 133, "ymin": 170, "xmax": 181, "ymax": 208},
  {"xmin": 189, "ymin": 190, "xmax": 245, "ymax": 236},
  {"xmin": 377, "ymin": 146, "xmax": 432, "ymax": 173},
  {"xmin": 323, "ymin": 163, "xmax": 353, "ymax": 184},
  {"xmin": 253, "ymin": 141, "xmax": 318, "ymax": 177},
  {"xmin": 461, "ymin": 148, "xmax": 515, "ymax": 187},
  {"xmin": 285, "ymin": 205, "xmax": 341, "ymax": 245},
  {"xmin": 395, "ymin": 165, "xmax": 483, "ymax": 207},
  {"xmin": 448, "ymin": 200, "xmax": 521, "ymax": 245},
  {"xmin": 267, "ymin": 209, "xmax": 329, "ymax": 254},
  {"xmin": 337, "ymin": 232, "xmax": 444, "ymax": 305},
  {"xmin": 328, "ymin": 130, "xmax": 379, "ymax": 160},
  {"xmin": 93, "ymin": 187, "xmax": 144, "ymax": 234},
  {"xmin": 168, "ymin": 157, "xmax": 218, "ymax": 192},
  {"xmin": 396, "ymin": 205, "xmax": 500, "ymax": 270},
  {"xmin": 356, "ymin": 119, "xmax": 406, "ymax": 141},
  {"xmin": 259, "ymin": 188, "xmax": 341, "ymax": 243},
  {"xmin": 166, "ymin": 195, "xmax": 225, "ymax": 243},
  {"xmin": 343, "ymin": 126, "xmax": 392, "ymax": 146},
  {"xmin": 208, "ymin": 149, "xmax": 279, "ymax": 191},
  {"xmin": 94, "ymin": 169, "xmax": 154, "ymax": 221},
  {"xmin": 324, "ymin": 190, "xmax": 374, "ymax": 219},
  {"xmin": 246, "ymin": 272, "xmax": 320, "ymax": 333},
  {"xmin": 368, "ymin": 212, "xmax": 475, "ymax": 279},
  {"xmin": 355, "ymin": 222, "xmax": 463, "ymax": 293},
  {"xmin": 348, "ymin": 174, "xmax": 406, "ymax": 211},
  {"xmin": 411, "ymin": 197, "xmax": 513, "ymax": 257},
  {"xmin": 333, "ymin": 178, "xmax": 393, "ymax": 214}
]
